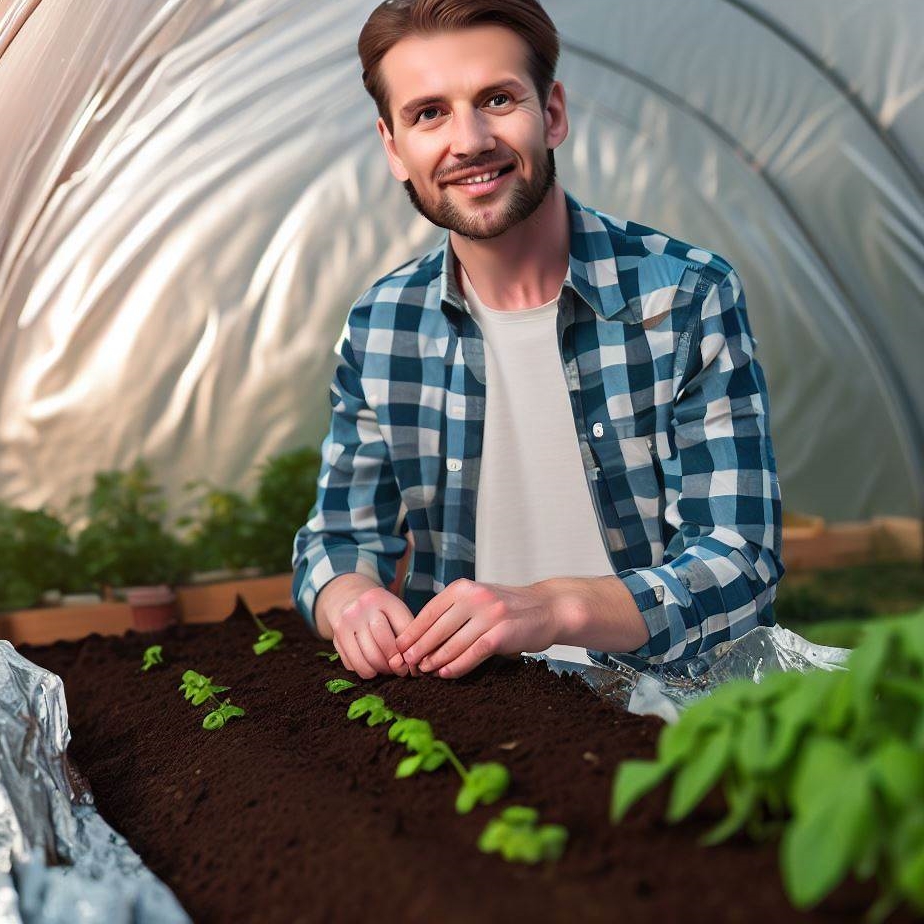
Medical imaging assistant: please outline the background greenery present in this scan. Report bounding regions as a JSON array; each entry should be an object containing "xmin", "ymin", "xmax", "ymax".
[
  {"xmin": 774, "ymin": 563, "xmax": 924, "ymax": 648},
  {"xmin": 0, "ymin": 446, "xmax": 320, "ymax": 609}
]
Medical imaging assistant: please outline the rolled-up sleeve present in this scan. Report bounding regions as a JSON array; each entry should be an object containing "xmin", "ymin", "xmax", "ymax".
[
  {"xmin": 619, "ymin": 266, "xmax": 785, "ymax": 662},
  {"xmin": 292, "ymin": 301, "xmax": 408, "ymax": 635}
]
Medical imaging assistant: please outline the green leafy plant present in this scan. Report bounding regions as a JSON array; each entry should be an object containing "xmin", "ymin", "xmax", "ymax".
[
  {"xmin": 325, "ymin": 679, "xmax": 356, "ymax": 694},
  {"xmin": 179, "ymin": 669, "xmax": 245, "ymax": 730},
  {"xmin": 0, "ymin": 504, "xmax": 87, "ymax": 610},
  {"xmin": 340, "ymin": 691, "xmax": 510, "ymax": 814},
  {"xmin": 316, "ymin": 650, "xmax": 340, "ymax": 663},
  {"xmin": 478, "ymin": 806, "xmax": 568, "ymax": 864},
  {"xmin": 611, "ymin": 608, "xmax": 924, "ymax": 921},
  {"xmin": 250, "ymin": 611, "xmax": 283, "ymax": 655},
  {"xmin": 72, "ymin": 461, "xmax": 186, "ymax": 590},
  {"xmin": 347, "ymin": 694, "xmax": 395, "ymax": 726},
  {"xmin": 251, "ymin": 446, "xmax": 321, "ymax": 574},
  {"xmin": 178, "ymin": 482, "xmax": 262, "ymax": 573},
  {"xmin": 141, "ymin": 645, "xmax": 164, "ymax": 671}
]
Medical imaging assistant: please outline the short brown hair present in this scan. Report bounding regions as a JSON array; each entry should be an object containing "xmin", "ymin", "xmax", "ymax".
[{"xmin": 358, "ymin": 0, "xmax": 560, "ymax": 132}]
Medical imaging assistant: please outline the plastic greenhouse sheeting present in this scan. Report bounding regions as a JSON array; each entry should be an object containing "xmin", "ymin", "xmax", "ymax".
[{"xmin": 0, "ymin": 0, "xmax": 922, "ymax": 523}]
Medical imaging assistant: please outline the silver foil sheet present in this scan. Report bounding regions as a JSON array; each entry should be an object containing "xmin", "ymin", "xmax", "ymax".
[{"xmin": 0, "ymin": 642, "xmax": 190, "ymax": 924}]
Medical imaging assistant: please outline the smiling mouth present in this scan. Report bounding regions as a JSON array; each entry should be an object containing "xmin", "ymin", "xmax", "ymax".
[{"xmin": 444, "ymin": 164, "xmax": 515, "ymax": 186}]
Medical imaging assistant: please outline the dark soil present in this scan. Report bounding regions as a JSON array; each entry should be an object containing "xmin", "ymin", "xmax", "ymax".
[{"xmin": 19, "ymin": 600, "xmax": 887, "ymax": 924}]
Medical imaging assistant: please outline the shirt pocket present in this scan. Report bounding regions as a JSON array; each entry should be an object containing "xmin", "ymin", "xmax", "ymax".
[{"xmin": 587, "ymin": 423, "xmax": 665, "ymax": 569}]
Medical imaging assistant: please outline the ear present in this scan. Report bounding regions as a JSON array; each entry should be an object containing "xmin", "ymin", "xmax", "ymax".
[
  {"xmin": 376, "ymin": 117, "xmax": 411, "ymax": 182},
  {"xmin": 543, "ymin": 81, "xmax": 569, "ymax": 150}
]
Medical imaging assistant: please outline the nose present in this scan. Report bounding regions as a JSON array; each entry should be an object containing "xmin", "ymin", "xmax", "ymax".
[{"xmin": 448, "ymin": 105, "xmax": 496, "ymax": 159}]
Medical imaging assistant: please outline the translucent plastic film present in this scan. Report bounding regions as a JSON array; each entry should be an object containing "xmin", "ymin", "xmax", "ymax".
[
  {"xmin": 530, "ymin": 622, "xmax": 850, "ymax": 725},
  {"xmin": 0, "ymin": 0, "xmax": 921, "ymax": 524},
  {"xmin": 0, "ymin": 642, "xmax": 190, "ymax": 924}
]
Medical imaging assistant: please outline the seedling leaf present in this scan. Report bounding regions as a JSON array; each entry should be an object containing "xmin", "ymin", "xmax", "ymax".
[
  {"xmin": 455, "ymin": 762, "xmax": 509, "ymax": 814},
  {"xmin": 326, "ymin": 679, "xmax": 357, "ymax": 694},
  {"xmin": 253, "ymin": 629, "xmax": 283, "ymax": 655},
  {"xmin": 396, "ymin": 754, "xmax": 425, "ymax": 778},
  {"xmin": 141, "ymin": 645, "xmax": 164, "ymax": 672},
  {"xmin": 316, "ymin": 650, "xmax": 340, "ymax": 662},
  {"xmin": 611, "ymin": 759, "xmax": 671, "ymax": 823},
  {"xmin": 667, "ymin": 723, "xmax": 734, "ymax": 822}
]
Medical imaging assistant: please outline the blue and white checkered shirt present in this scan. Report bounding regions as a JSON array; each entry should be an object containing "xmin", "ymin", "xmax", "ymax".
[{"xmin": 293, "ymin": 191, "xmax": 784, "ymax": 664}]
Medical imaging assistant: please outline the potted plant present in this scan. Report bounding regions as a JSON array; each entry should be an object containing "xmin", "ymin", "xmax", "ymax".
[
  {"xmin": 73, "ymin": 461, "xmax": 187, "ymax": 630},
  {"xmin": 250, "ymin": 445, "xmax": 321, "ymax": 575},
  {"xmin": 0, "ymin": 503, "xmax": 90, "ymax": 611},
  {"xmin": 178, "ymin": 481, "xmax": 263, "ymax": 583}
]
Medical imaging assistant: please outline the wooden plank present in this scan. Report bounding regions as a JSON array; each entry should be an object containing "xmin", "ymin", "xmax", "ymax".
[
  {"xmin": 2, "ymin": 574, "xmax": 294, "ymax": 646},
  {"xmin": 176, "ymin": 574, "xmax": 293, "ymax": 623},
  {"xmin": 1, "ymin": 603, "xmax": 134, "ymax": 646}
]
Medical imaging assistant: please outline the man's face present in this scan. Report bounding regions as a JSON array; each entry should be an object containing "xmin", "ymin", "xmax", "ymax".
[{"xmin": 375, "ymin": 26, "xmax": 568, "ymax": 240}]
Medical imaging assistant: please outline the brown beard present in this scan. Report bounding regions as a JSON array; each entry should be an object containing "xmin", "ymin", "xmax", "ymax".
[{"xmin": 403, "ymin": 148, "xmax": 556, "ymax": 240}]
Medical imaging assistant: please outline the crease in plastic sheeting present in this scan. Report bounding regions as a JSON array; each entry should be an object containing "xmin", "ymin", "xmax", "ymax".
[
  {"xmin": 527, "ymin": 622, "xmax": 850, "ymax": 724},
  {"xmin": 0, "ymin": 643, "xmax": 190, "ymax": 924}
]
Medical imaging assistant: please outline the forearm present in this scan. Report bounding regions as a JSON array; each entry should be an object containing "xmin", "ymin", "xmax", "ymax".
[
  {"xmin": 313, "ymin": 573, "xmax": 383, "ymax": 639},
  {"xmin": 540, "ymin": 575, "xmax": 650, "ymax": 653}
]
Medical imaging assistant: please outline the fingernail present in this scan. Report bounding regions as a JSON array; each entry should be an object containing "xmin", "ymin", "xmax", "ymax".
[
  {"xmin": 438, "ymin": 668, "xmax": 450, "ymax": 678},
  {"xmin": 419, "ymin": 658, "xmax": 432, "ymax": 672}
]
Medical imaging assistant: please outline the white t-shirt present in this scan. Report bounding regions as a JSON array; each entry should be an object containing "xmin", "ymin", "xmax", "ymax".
[{"xmin": 460, "ymin": 265, "xmax": 615, "ymax": 664}]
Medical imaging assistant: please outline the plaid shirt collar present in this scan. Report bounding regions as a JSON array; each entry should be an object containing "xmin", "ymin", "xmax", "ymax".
[{"xmin": 435, "ymin": 189, "xmax": 634, "ymax": 323}]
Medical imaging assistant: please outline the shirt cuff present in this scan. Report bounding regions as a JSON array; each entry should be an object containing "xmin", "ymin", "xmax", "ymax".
[{"xmin": 617, "ymin": 568, "xmax": 698, "ymax": 662}]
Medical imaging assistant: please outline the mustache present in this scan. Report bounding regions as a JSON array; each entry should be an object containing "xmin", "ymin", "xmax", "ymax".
[{"xmin": 435, "ymin": 158, "xmax": 512, "ymax": 183}]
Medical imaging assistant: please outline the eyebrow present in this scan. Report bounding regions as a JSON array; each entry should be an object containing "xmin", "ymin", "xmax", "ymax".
[{"xmin": 397, "ymin": 79, "xmax": 530, "ymax": 124}]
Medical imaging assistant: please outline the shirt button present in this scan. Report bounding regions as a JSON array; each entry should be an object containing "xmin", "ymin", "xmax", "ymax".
[
  {"xmin": 446, "ymin": 458, "xmax": 462, "ymax": 472},
  {"xmin": 646, "ymin": 437, "xmax": 654, "ymax": 450},
  {"xmin": 592, "ymin": 422, "xmax": 604, "ymax": 438}
]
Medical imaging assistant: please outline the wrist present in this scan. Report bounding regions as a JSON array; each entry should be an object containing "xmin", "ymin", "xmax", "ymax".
[{"xmin": 536, "ymin": 577, "xmax": 593, "ymax": 645}]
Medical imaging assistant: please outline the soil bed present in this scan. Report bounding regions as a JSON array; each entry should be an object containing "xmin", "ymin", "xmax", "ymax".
[{"xmin": 20, "ymin": 601, "xmax": 883, "ymax": 924}]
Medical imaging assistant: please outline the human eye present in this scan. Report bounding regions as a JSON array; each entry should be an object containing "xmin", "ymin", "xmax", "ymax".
[
  {"xmin": 415, "ymin": 106, "xmax": 443, "ymax": 123},
  {"xmin": 485, "ymin": 92, "xmax": 512, "ymax": 108}
]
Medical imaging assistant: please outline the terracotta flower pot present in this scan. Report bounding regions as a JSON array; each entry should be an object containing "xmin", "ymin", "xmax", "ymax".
[{"xmin": 125, "ymin": 584, "xmax": 178, "ymax": 631}]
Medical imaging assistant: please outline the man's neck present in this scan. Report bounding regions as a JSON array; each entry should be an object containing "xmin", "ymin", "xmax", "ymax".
[{"xmin": 450, "ymin": 184, "xmax": 570, "ymax": 310}]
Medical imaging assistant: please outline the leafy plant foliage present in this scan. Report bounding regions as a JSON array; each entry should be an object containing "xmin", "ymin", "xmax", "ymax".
[
  {"xmin": 73, "ymin": 461, "xmax": 186, "ymax": 589},
  {"xmin": 340, "ymin": 690, "xmax": 510, "ymax": 814},
  {"xmin": 249, "ymin": 611, "xmax": 283, "ymax": 655},
  {"xmin": 478, "ymin": 806, "xmax": 569, "ymax": 864},
  {"xmin": 141, "ymin": 645, "xmax": 164, "ymax": 671},
  {"xmin": 179, "ymin": 669, "xmax": 245, "ymax": 731},
  {"xmin": 611, "ymin": 609, "xmax": 924, "ymax": 919},
  {"xmin": 0, "ymin": 504, "xmax": 86, "ymax": 609}
]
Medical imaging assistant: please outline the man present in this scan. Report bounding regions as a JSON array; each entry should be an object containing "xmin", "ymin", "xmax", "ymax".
[{"xmin": 292, "ymin": 0, "xmax": 784, "ymax": 681}]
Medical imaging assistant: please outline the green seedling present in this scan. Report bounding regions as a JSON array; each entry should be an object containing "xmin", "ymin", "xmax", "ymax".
[
  {"xmin": 455, "ymin": 762, "xmax": 510, "ymax": 814},
  {"xmin": 179, "ymin": 669, "xmax": 245, "ymax": 731},
  {"xmin": 326, "ymin": 678, "xmax": 357, "ymax": 694},
  {"xmin": 347, "ymin": 694, "xmax": 395, "ymax": 726},
  {"xmin": 335, "ymin": 688, "xmax": 510, "ymax": 812},
  {"xmin": 611, "ymin": 608, "xmax": 924, "ymax": 920},
  {"xmin": 141, "ymin": 645, "xmax": 164, "ymax": 672},
  {"xmin": 316, "ymin": 650, "xmax": 340, "ymax": 663},
  {"xmin": 389, "ymin": 718, "xmax": 450, "ymax": 776},
  {"xmin": 478, "ymin": 806, "xmax": 569, "ymax": 864},
  {"xmin": 179, "ymin": 669, "xmax": 229, "ymax": 706},
  {"xmin": 203, "ymin": 701, "xmax": 246, "ymax": 730},
  {"xmin": 251, "ymin": 612, "xmax": 283, "ymax": 655}
]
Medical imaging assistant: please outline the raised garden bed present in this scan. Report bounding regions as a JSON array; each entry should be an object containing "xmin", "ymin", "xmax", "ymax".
[{"xmin": 18, "ymin": 601, "xmax": 888, "ymax": 923}]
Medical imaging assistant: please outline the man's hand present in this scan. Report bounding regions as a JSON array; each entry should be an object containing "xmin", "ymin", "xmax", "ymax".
[
  {"xmin": 317, "ymin": 577, "xmax": 419, "ymax": 680},
  {"xmin": 393, "ymin": 578, "xmax": 561, "ymax": 679}
]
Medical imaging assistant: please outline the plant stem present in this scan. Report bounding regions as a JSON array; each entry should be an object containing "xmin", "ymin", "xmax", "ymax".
[
  {"xmin": 251, "ymin": 612, "xmax": 270, "ymax": 634},
  {"xmin": 439, "ymin": 742, "xmax": 469, "ymax": 781}
]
